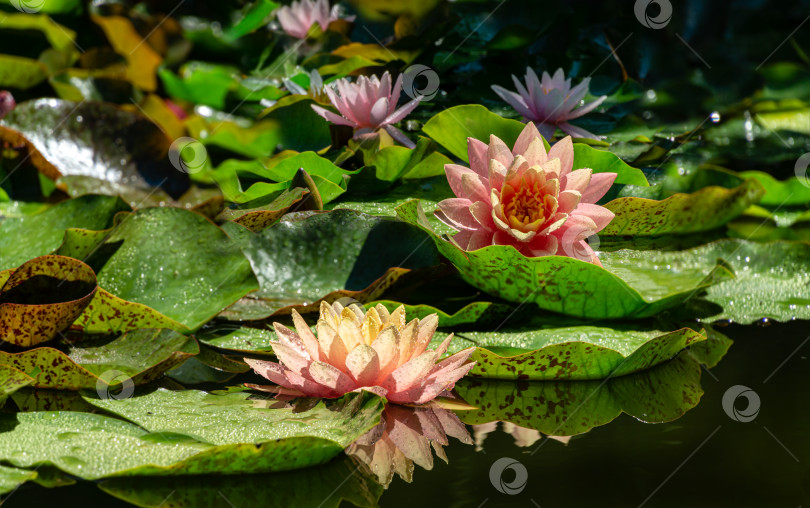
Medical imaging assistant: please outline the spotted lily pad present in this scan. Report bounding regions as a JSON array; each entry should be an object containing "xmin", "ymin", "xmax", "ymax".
[
  {"xmin": 0, "ymin": 365, "xmax": 34, "ymax": 405},
  {"xmin": 0, "ymin": 328, "xmax": 198, "ymax": 390},
  {"xmin": 435, "ymin": 324, "xmax": 705, "ymax": 380},
  {"xmin": 396, "ymin": 200, "xmax": 733, "ymax": 319},
  {"xmin": 456, "ymin": 351, "xmax": 702, "ymax": 435},
  {"xmin": 602, "ymin": 179, "xmax": 765, "ymax": 235},
  {"xmin": 0, "ymin": 255, "xmax": 97, "ymax": 347}
]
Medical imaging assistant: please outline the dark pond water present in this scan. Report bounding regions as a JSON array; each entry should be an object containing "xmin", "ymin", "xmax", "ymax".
[{"xmin": 5, "ymin": 320, "xmax": 808, "ymax": 508}]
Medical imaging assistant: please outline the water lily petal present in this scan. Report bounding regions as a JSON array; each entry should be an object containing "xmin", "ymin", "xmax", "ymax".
[
  {"xmin": 580, "ymin": 172, "xmax": 617, "ymax": 203},
  {"xmin": 345, "ymin": 344, "xmax": 381, "ymax": 386}
]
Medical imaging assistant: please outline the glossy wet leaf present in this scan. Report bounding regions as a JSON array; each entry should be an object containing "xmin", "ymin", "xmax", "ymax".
[
  {"xmin": 0, "ymin": 99, "xmax": 189, "ymax": 198},
  {"xmin": 0, "ymin": 464, "xmax": 37, "ymax": 496},
  {"xmin": 456, "ymin": 352, "xmax": 702, "ymax": 435},
  {"xmin": 603, "ymin": 179, "xmax": 765, "ymax": 235},
  {"xmin": 0, "ymin": 391, "xmax": 382, "ymax": 481},
  {"xmin": 0, "ymin": 195, "xmax": 129, "ymax": 271},
  {"xmin": 0, "ymin": 255, "xmax": 97, "ymax": 347},
  {"xmin": 87, "ymin": 207, "xmax": 259, "ymax": 331},
  {"xmin": 396, "ymin": 200, "xmax": 732, "ymax": 319},
  {"xmin": 196, "ymin": 324, "xmax": 276, "ymax": 355},
  {"xmin": 0, "ymin": 329, "xmax": 198, "ymax": 390},
  {"xmin": 99, "ymin": 455, "xmax": 381, "ymax": 508},
  {"xmin": 220, "ymin": 209, "xmax": 438, "ymax": 318}
]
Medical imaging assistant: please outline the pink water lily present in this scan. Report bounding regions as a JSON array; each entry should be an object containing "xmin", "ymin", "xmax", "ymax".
[
  {"xmin": 277, "ymin": 0, "xmax": 354, "ymax": 39},
  {"xmin": 311, "ymin": 71, "xmax": 421, "ymax": 148},
  {"xmin": 492, "ymin": 67, "xmax": 607, "ymax": 140},
  {"xmin": 435, "ymin": 122, "xmax": 617, "ymax": 266},
  {"xmin": 245, "ymin": 302, "xmax": 476, "ymax": 404},
  {"xmin": 0, "ymin": 91, "xmax": 15, "ymax": 119},
  {"xmin": 348, "ymin": 404, "xmax": 472, "ymax": 485}
]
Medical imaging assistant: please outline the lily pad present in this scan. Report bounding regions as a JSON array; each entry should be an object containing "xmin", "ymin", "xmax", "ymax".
[
  {"xmin": 85, "ymin": 207, "xmax": 259, "ymax": 331},
  {"xmin": 0, "ymin": 365, "xmax": 34, "ymax": 405},
  {"xmin": 220, "ymin": 209, "xmax": 439, "ymax": 318},
  {"xmin": 422, "ymin": 104, "xmax": 648, "ymax": 186},
  {"xmin": 455, "ymin": 351, "xmax": 702, "ymax": 435},
  {"xmin": 0, "ymin": 464, "xmax": 37, "ymax": 496},
  {"xmin": 436, "ymin": 325, "xmax": 705, "ymax": 380},
  {"xmin": 0, "ymin": 195, "xmax": 129, "ymax": 271},
  {"xmin": 0, "ymin": 255, "xmax": 97, "ymax": 347},
  {"xmin": 0, "ymin": 328, "xmax": 198, "ymax": 390},
  {"xmin": 368, "ymin": 300, "xmax": 509, "ymax": 327},
  {"xmin": 0, "ymin": 99, "xmax": 189, "ymax": 199},
  {"xmin": 396, "ymin": 200, "xmax": 732, "ymax": 319},
  {"xmin": 602, "ymin": 179, "xmax": 766, "ymax": 235},
  {"xmin": 0, "ymin": 391, "xmax": 383, "ymax": 482},
  {"xmin": 99, "ymin": 455, "xmax": 382, "ymax": 508}
]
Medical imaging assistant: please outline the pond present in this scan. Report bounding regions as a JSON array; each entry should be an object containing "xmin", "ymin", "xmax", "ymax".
[{"xmin": 4, "ymin": 321, "xmax": 807, "ymax": 507}]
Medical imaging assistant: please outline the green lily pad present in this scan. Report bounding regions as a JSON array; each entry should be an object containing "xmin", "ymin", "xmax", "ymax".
[
  {"xmin": 196, "ymin": 324, "xmax": 276, "ymax": 355},
  {"xmin": 738, "ymin": 170, "xmax": 810, "ymax": 207},
  {"xmin": 422, "ymin": 104, "xmax": 648, "ymax": 186},
  {"xmin": 83, "ymin": 207, "xmax": 259, "ymax": 331},
  {"xmin": 437, "ymin": 325, "xmax": 704, "ymax": 380},
  {"xmin": 602, "ymin": 179, "xmax": 765, "ymax": 235},
  {"xmin": 396, "ymin": 200, "xmax": 732, "ymax": 319},
  {"xmin": 0, "ymin": 391, "xmax": 383, "ymax": 482},
  {"xmin": 220, "ymin": 209, "xmax": 439, "ymax": 318},
  {"xmin": 0, "ymin": 195, "xmax": 129, "ymax": 271},
  {"xmin": 368, "ymin": 300, "xmax": 509, "ymax": 327},
  {"xmin": 99, "ymin": 455, "xmax": 382, "ymax": 508},
  {"xmin": 0, "ymin": 328, "xmax": 199, "ymax": 390},
  {"xmin": 456, "ymin": 351, "xmax": 702, "ymax": 435},
  {"xmin": 0, "ymin": 365, "xmax": 34, "ymax": 405},
  {"xmin": 422, "ymin": 104, "xmax": 527, "ymax": 161},
  {"xmin": 0, "ymin": 464, "xmax": 37, "ymax": 496},
  {"xmin": 0, "ymin": 99, "xmax": 189, "ymax": 199}
]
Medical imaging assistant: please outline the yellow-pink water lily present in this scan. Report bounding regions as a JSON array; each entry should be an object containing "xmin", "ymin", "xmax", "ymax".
[{"xmin": 245, "ymin": 302, "xmax": 476, "ymax": 404}]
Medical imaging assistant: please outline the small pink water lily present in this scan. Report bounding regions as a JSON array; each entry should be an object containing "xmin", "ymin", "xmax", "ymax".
[
  {"xmin": 435, "ymin": 122, "xmax": 617, "ymax": 266},
  {"xmin": 311, "ymin": 71, "xmax": 421, "ymax": 148},
  {"xmin": 277, "ymin": 0, "xmax": 354, "ymax": 39},
  {"xmin": 0, "ymin": 91, "xmax": 15, "ymax": 119},
  {"xmin": 348, "ymin": 405, "xmax": 472, "ymax": 486},
  {"xmin": 245, "ymin": 302, "xmax": 476, "ymax": 404},
  {"xmin": 492, "ymin": 67, "xmax": 607, "ymax": 140}
]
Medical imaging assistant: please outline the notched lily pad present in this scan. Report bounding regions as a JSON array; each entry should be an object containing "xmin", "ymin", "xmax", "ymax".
[{"xmin": 0, "ymin": 255, "xmax": 97, "ymax": 347}]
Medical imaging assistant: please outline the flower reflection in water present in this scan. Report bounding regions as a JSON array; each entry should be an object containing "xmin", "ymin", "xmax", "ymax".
[
  {"xmin": 347, "ymin": 403, "xmax": 472, "ymax": 486},
  {"xmin": 472, "ymin": 421, "xmax": 571, "ymax": 451}
]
